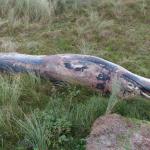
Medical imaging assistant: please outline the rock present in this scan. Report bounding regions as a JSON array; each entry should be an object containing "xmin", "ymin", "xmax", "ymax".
[{"xmin": 86, "ymin": 114, "xmax": 150, "ymax": 150}]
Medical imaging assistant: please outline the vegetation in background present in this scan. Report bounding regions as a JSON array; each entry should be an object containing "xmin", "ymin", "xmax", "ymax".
[{"xmin": 0, "ymin": 0, "xmax": 150, "ymax": 149}]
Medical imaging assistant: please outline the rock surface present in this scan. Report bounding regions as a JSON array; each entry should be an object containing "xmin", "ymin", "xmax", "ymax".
[{"xmin": 86, "ymin": 114, "xmax": 150, "ymax": 150}]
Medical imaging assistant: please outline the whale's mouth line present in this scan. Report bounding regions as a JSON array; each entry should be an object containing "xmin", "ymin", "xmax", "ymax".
[
  {"xmin": 121, "ymin": 73, "xmax": 150, "ymax": 99},
  {"xmin": 140, "ymin": 91, "xmax": 150, "ymax": 99}
]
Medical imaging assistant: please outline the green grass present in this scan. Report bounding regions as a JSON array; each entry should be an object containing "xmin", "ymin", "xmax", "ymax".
[{"xmin": 0, "ymin": 0, "xmax": 150, "ymax": 149}]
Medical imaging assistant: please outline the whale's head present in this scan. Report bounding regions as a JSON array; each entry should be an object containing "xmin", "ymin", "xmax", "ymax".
[{"xmin": 117, "ymin": 72, "xmax": 150, "ymax": 100}]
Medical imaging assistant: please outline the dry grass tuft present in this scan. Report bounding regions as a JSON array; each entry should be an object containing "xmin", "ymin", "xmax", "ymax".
[{"xmin": 0, "ymin": 0, "xmax": 57, "ymax": 24}]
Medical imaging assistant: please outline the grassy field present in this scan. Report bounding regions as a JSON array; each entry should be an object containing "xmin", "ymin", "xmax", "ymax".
[{"xmin": 0, "ymin": 0, "xmax": 150, "ymax": 149}]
